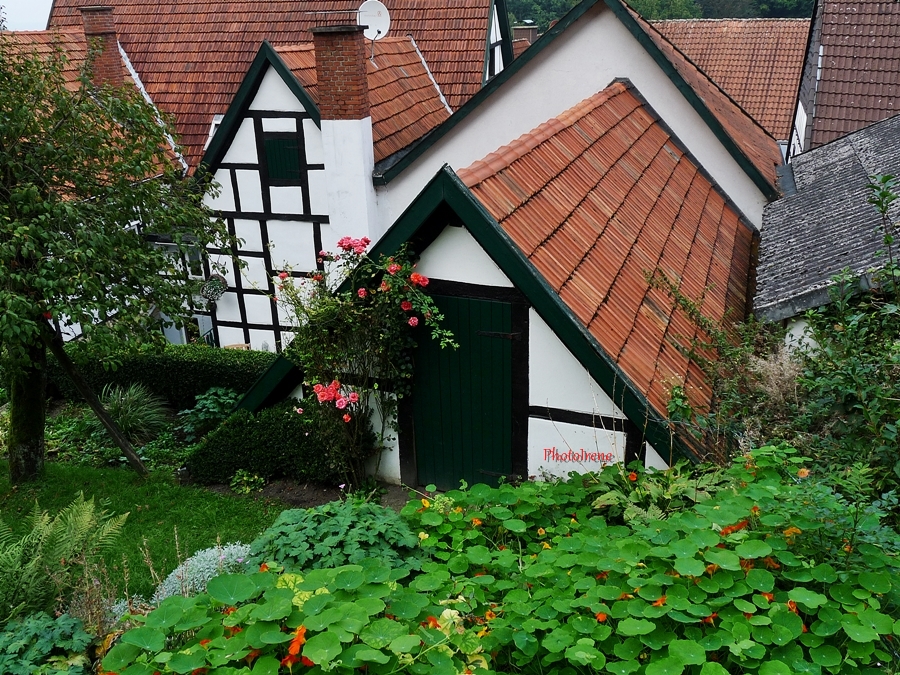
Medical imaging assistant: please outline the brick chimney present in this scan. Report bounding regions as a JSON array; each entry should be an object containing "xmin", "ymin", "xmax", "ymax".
[
  {"xmin": 79, "ymin": 6, "xmax": 123, "ymax": 87},
  {"xmin": 310, "ymin": 25, "xmax": 379, "ymax": 242}
]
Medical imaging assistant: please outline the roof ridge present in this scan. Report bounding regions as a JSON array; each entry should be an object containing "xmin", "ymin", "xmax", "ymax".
[
  {"xmin": 457, "ymin": 81, "xmax": 629, "ymax": 187},
  {"xmin": 650, "ymin": 17, "xmax": 809, "ymax": 22}
]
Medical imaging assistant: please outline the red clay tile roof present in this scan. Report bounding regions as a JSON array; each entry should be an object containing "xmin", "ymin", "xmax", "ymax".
[
  {"xmin": 276, "ymin": 37, "xmax": 451, "ymax": 163},
  {"xmin": 48, "ymin": 0, "xmax": 494, "ymax": 168},
  {"xmin": 624, "ymin": 6, "xmax": 783, "ymax": 192},
  {"xmin": 652, "ymin": 18, "xmax": 809, "ymax": 140},
  {"xmin": 2, "ymin": 29, "xmax": 92, "ymax": 90},
  {"xmin": 810, "ymin": 0, "xmax": 900, "ymax": 147},
  {"xmin": 512, "ymin": 38, "xmax": 531, "ymax": 58},
  {"xmin": 458, "ymin": 81, "xmax": 754, "ymax": 460}
]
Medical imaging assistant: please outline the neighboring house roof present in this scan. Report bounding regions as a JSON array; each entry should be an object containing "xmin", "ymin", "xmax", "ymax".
[
  {"xmin": 652, "ymin": 18, "xmax": 808, "ymax": 140},
  {"xmin": 512, "ymin": 38, "xmax": 531, "ymax": 58},
  {"xmin": 627, "ymin": 8, "xmax": 783, "ymax": 193},
  {"xmin": 275, "ymin": 38, "xmax": 451, "ymax": 163},
  {"xmin": 755, "ymin": 113, "xmax": 900, "ymax": 321},
  {"xmin": 47, "ymin": 0, "xmax": 506, "ymax": 168},
  {"xmin": 453, "ymin": 80, "xmax": 755, "ymax": 460},
  {"xmin": 807, "ymin": 0, "xmax": 900, "ymax": 148},
  {"xmin": 378, "ymin": 0, "xmax": 783, "ymax": 202},
  {"xmin": 3, "ymin": 29, "xmax": 91, "ymax": 90}
]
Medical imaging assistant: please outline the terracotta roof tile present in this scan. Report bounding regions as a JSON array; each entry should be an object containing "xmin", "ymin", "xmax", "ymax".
[
  {"xmin": 652, "ymin": 18, "xmax": 809, "ymax": 139},
  {"xmin": 1, "ymin": 29, "xmax": 92, "ymax": 90},
  {"xmin": 458, "ymin": 81, "xmax": 755, "ymax": 459},
  {"xmin": 624, "ymin": 6, "xmax": 783, "ymax": 192},
  {"xmin": 48, "ymin": 0, "xmax": 493, "ymax": 167},
  {"xmin": 275, "ymin": 38, "xmax": 450, "ymax": 162},
  {"xmin": 809, "ymin": 0, "xmax": 900, "ymax": 146}
]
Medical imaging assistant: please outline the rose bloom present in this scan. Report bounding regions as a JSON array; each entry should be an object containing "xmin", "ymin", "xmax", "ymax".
[
  {"xmin": 401, "ymin": 300, "xmax": 413, "ymax": 311},
  {"xmin": 348, "ymin": 392, "xmax": 359, "ymax": 403},
  {"xmin": 335, "ymin": 397, "xmax": 348, "ymax": 409},
  {"xmin": 343, "ymin": 413, "xmax": 352, "ymax": 423},
  {"xmin": 387, "ymin": 262, "xmax": 402, "ymax": 275},
  {"xmin": 278, "ymin": 271, "xmax": 289, "ymax": 280},
  {"xmin": 357, "ymin": 288, "xmax": 367, "ymax": 298},
  {"xmin": 408, "ymin": 316, "xmax": 419, "ymax": 327}
]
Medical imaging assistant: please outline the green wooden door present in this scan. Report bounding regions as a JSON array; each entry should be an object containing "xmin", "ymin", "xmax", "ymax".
[{"xmin": 412, "ymin": 295, "xmax": 513, "ymax": 489}]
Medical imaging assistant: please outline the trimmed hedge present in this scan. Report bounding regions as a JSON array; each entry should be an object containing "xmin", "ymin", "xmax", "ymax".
[
  {"xmin": 185, "ymin": 399, "xmax": 370, "ymax": 485},
  {"xmin": 48, "ymin": 343, "xmax": 276, "ymax": 410}
]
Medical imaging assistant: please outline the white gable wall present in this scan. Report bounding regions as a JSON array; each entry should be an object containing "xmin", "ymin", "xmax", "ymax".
[{"xmin": 381, "ymin": 3, "xmax": 767, "ymax": 230}]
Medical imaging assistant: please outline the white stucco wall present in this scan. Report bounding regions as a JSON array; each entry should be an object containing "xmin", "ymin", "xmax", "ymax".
[
  {"xmin": 250, "ymin": 67, "xmax": 307, "ymax": 113},
  {"xmin": 415, "ymin": 225, "xmax": 513, "ymax": 287},
  {"xmin": 321, "ymin": 118, "xmax": 379, "ymax": 243},
  {"xmin": 222, "ymin": 119, "xmax": 258, "ymax": 165},
  {"xmin": 381, "ymin": 3, "xmax": 767, "ymax": 230},
  {"xmin": 529, "ymin": 418, "xmax": 624, "ymax": 477}
]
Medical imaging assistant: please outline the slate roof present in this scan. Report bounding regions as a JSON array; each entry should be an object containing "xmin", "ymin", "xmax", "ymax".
[
  {"xmin": 628, "ymin": 8, "xmax": 784, "ymax": 192},
  {"xmin": 755, "ymin": 113, "xmax": 900, "ymax": 321},
  {"xmin": 458, "ymin": 80, "xmax": 755, "ymax": 460},
  {"xmin": 652, "ymin": 18, "xmax": 809, "ymax": 140},
  {"xmin": 802, "ymin": 0, "xmax": 900, "ymax": 148},
  {"xmin": 47, "ymin": 0, "xmax": 497, "ymax": 167},
  {"xmin": 276, "ymin": 38, "xmax": 451, "ymax": 163}
]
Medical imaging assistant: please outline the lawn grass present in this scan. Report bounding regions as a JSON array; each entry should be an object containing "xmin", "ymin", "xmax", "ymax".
[{"xmin": 0, "ymin": 462, "xmax": 286, "ymax": 599}]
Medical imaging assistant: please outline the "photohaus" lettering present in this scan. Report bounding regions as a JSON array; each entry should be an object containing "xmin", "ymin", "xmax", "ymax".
[{"xmin": 543, "ymin": 447, "xmax": 615, "ymax": 463}]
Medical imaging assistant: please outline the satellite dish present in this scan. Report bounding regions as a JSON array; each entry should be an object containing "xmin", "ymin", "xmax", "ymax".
[{"xmin": 358, "ymin": 0, "xmax": 390, "ymax": 40}]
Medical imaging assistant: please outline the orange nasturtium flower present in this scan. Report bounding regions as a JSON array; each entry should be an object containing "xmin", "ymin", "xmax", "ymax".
[
  {"xmin": 259, "ymin": 563, "xmax": 269, "ymax": 572},
  {"xmin": 651, "ymin": 596, "xmax": 667, "ymax": 607},
  {"xmin": 471, "ymin": 518, "xmax": 483, "ymax": 527},
  {"xmin": 797, "ymin": 468, "xmax": 811, "ymax": 479},
  {"xmin": 542, "ymin": 542, "xmax": 552, "ymax": 550},
  {"xmin": 787, "ymin": 600, "xmax": 799, "ymax": 614},
  {"xmin": 596, "ymin": 612, "xmax": 608, "ymax": 622},
  {"xmin": 628, "ymin": 472, "xmax": 638, "ymax": 482},
  {"xmin": 537, "ymin": 528, "xmax": 546, "ymax": 536},
  {"xmin": 421, "ymin": 498, "xmax": 431, "ymax": 508},
  {"xmin": 302, "ymin": 657, "xmax": 315, "ymax": 667},
  {"xmin": 760, "ymin": 592, "xmax": 775, "ymax": 602},
  {"xmin": 422, "ymin": 616, "xmax": 440, "ymax": 629},
  {"xmin": 288, "ymin": 626, "xmax": 308, "ymax": 655},
  {"xmin": 701, "ymin": 612, "xmax": 718, "ymax": 625},
  {"xmin": 485, "ymin": 610, "xmax": 497, "ymax": 620}
]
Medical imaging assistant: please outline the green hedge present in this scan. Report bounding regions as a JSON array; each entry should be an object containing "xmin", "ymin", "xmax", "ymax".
[
  {"xmin": 48, "ymin": 343, "xmax": 277, "ymax": 410},
  {"xmin": 185, "ymin": 399, "xmax": 369, "ymax": 485}
]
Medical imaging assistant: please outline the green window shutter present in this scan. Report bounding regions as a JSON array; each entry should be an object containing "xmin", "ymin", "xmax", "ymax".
[{"xmin": 264, "ymin": 136, "xmax": 302, "ymax": 183}]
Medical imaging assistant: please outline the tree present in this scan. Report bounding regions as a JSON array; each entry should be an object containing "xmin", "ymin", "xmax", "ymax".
[{"xmin": 0, "ymin": 29, "xmax": 233, "ymax": 482}]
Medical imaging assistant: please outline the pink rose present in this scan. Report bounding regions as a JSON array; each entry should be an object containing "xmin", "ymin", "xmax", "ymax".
[
  {"xmin": 295, "ymin": 407, "xmax": 304, "ymax": 414},
  {"xmin": 343, "ymin": 413, "xmax": 352, "ymax": 423},
  {"xmin": 278, "ymin": 271, "xmax": 289, "ymax": 280},
  {"xmin": 401, "ymin": 300, "xmax": 413, "ymax": 311},
  {"xmin": 348, "ymin": 392, "xmax": 359, "ymax": 403},
  {"xmin": 408, "ymin": 317, "xmax": 419, "ymax": 327},
  {"xmin": 358, "ymin": 288, "xmax": 367, "ymax": 298},
  {"xmin": 387, "ymin": 263, "xmax": 402, "ymax": 275},
  {"xmin": 336, "ymin": 397, "xmax": 348, "ymax": 409}
]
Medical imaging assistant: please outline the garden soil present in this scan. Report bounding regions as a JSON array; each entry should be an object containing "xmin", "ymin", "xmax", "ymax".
[{"xmin": 210, "ymin": 480, "xmax": 413, "ymax": 512}]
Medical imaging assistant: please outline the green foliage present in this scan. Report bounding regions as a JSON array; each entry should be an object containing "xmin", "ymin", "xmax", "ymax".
[
  {"xmin": 108, "ymin": 447, "xmax": 900, "ymax": 675},
  {"xmin": 83, "ymin": 382, "xmax": 170, "ymax": 444},
  {"xmin": 0, "ymin": 493, "xmax": 126, "ymax": 621},
  {"xmin": 186, "ymin": 399, "xmax": 367, "ymax": 485},
  {"xmin": 627, "ymin": 0, "xmax": 702, "ymax": 20},
  {"xmin": 248, "ymin": 500, "xmax": 423, "ymax": 572},
  {"xmin": 176, "ymin": 386, "xmax": 240, "ymax": 443},
  {"xmin": 0, "ymin": 612, "xmax": 92, "ymax": 675},
  {"xmin": 754, "ymin": 0, "xmax": 814, "ymax": 17},
  {"xmin": 230, "ymin": 469, "xmax": 266, "ymax": 495},
  {"xmin": 280, "ymin": 239, "xmax": 453, "ymax": 486},
  {"xmin": 49, "ymin": 342, "xmax": 276, "ymax": 410},
  {"xmin": 507, "ymin": 0, "xmax": 579, "ymax": 30}
]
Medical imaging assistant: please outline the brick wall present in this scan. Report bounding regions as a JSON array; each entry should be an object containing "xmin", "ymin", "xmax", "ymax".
[
  {"xmin": 311, "ymin": 25, "xmax": 370, "ymax": 120},
  {"xmin": 79, "ymin": 6, "xmax": 123, "ymax": 87}
]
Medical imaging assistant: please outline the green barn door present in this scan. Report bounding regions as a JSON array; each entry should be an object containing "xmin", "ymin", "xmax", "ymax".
[{"xmin": 412, "ymin": 295, "xmax": 513, "ymax": 489}]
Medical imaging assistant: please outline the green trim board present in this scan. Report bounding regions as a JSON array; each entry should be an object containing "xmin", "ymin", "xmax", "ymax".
[
  {"xmin": 369, "ymin": 165, "xmax": 694, "ymax": 463},
  {"xmin": 235, "ymin": 354, "xmax": 302, "ymax": 413},
  {"xmin": 373, "ymin": 0, "xmax": 778, "ymax": 202},
  {"xmin": 200, "ymin": 41, "xmax": 321, "ymax": 173}
]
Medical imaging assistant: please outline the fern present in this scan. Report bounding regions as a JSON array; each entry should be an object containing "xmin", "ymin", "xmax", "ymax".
[{"xmin": 0, "ymin": 494, "xmax": 127, "ymax": 622}]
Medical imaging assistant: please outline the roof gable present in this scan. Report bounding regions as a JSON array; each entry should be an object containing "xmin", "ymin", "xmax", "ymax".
[
  {"xmin": 48, "ymin": 0, "xmax": 504, "ymax": 167},
  {"xmin": 652, "ymin": 18, "xmax": 809, "ymax": 140},
  {"xmin": 275, "ymin": 38, "xmax": 451, "ymax": 163}
]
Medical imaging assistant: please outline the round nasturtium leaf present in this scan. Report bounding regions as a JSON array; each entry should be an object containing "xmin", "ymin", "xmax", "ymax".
[
  {"xmin": 810, "ymin": 645, "xmax": 843, "ymax": 667},
  {"xmin": 858, "ymin": 571, "xmax": 892, "ymax": 594},
  {"xmin": 788, "ymin": 588, "xmax": 828, "ymax": 609},
  {"xmin": 674, "ymin": 558, "xmax": 707, "ymax": 577},
  {"xmin": 206, "ymin": 574, "xmax": 258, "ymax": 605},
  {"xmin": 304, "ymin": 631, "xmax": 342, "ymax": 664},
  {"xmin": 121, "ymin": 627, "xmax": 167, "ymax": 652},
  {"xmin": 735, "ymin": 540, "xmax": 773, "ymax": 559},
  {"xmin": 746, "ymin": 569, "xmax": 775, "ymax": 593},
  {"xmin": 668, "ymin": 639, "xmax": 706, "ymax": 665},
  {"xmin": 645, "ymin": 656, "xmax": 685, "ymax": 675},
  {"xmin": 504, "ymin": 519, "xmax": 527, "ymax": 533},
  {"xmin": 758, "ymin": 659, "xmax": 791, "ymax": 675},
  {"xmin": 617, "ymin": 618, "xmax": 656, "ymax": 636},
  {"xmin": 101, "ymin": 643, "xmax": 142, "ymax": 672}
]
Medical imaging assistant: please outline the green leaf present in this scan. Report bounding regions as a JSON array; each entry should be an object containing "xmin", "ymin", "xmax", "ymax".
[
  {"xmin": 842, "ymin": 618, "xmax": 879, "ymax": 643},
  {"xmin": 101, "ymin": 643, "xmax": 141, "ymax": 671},
  {"xmin": 143, "ymin": 601, "xmax": 184, "ymax": 629},
  {"xmin": 250, "ymin": 595, "xmax": 293, "ymax": 621},
  {"xmin": 121, "ymin": 627, "xmax": 166, "ymax": 652},
  {"xmin": 668, "ymin": 639, "xmax": 706, "ymax": 665},
  {"xmin": 735, "ymin": 540, "xmax": 773, "ymax": 559},
  {"xmin": 607, "ymin": 659, "xmax": 641, "ymax": 675},
  {"xmin": 543, "ymin": 627, "xmax": 575, "ymax": 652},
  {"xmin": 704, "ymin": 548, "xmax": 741, "ymax": 571},
  {"xmin": 746, "ymin": 569, "xmax": 775, "ymax": 592},
  {"xmin": 700, "ymin": 662, "xmax": 730, "ymax": 675},
  {"xmin": 504, "ymin": 519, "xmax": 527, "ymax": 533},
  {"xmin": 206, "ymin": 573, "xmax": 258, "ymax": 605},
  {"xmin": 335, "ymin": 569, "xmax": 366, "ymax": 590},
  {"xmin": 858, "ymin": 572, "xmax": 892, "ymax": 594},
  {"xmin": 389, "ymin": 634, "xmax": 422, "ymax": 654},
  {"xmin": 167, "ymin": 651, "xmax": 208, "ymax": 674},
  {"xmin": 759, "ymin": 659, "xmax": 791, "ymax": 675},
  {"xmin": 304, "ymin": 631, "xmax": 342, "ymax": 664},
  {"xmin": 674, "ymin": 558, "xmax": 706, "ymax": 577},
  {"xmin": 360, "ymin": 618, "xmax": 407, "ymax": 649},
  {"xmin": 466, "ymin": 546, "xmax": 492, "ymax": 565},
  {"xmin": 617, "ymin": 618, "xmax": 656, "ymax": 636},
  {"xmin": 646, "ymin": 656, "xmax": 685, "ymax": 675},
  {"xmin": 788, "ymin": 588, "xmax": 828, "ymax": 609},
  {"xmin": 810, "ymin": 645, "xmax": 843, "ymax": 667},
  {"xmin": 251, "ymin": 655, "xmax": 281, "ymax": 675},
  {"xmin": 357, "ymin": 648, "xmax": 391, "ymax": 664},
  {"xmin": 565, "ymin": 641, "xmax": 606, "ymax": 667}
]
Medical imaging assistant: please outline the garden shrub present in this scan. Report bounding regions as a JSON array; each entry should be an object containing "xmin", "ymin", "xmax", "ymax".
[
  {"xmin": 0, "ymin": 494, "xmax": 127, "ymax": 621},
  {"xmin": 152, "ymin": 542, "xmax": 252, "ymax": 604},
  {"xmin": 48, "ymin": 342, "xmax": 276, "ymax": 410},
  {"xmin": 186, "ymin": 398, "xmax": 372, "ymax": 484},
  {"xmin": 84, "ymin": 382, "xmax": 170, "ymax": 444},
  {"xmin": 175, "ymin": 386, "xmax": 241, "ymax": 443},
  {"xmin": 106, "ymin": 446, "xmax": 900, "ymax": 675},
  {"xmin": 0, "ymin": 612, "xmax": 92, "ymax": 675},
  {"xmin": 248, "ymin": 500, "xmax": 423, "ymax": 572}
]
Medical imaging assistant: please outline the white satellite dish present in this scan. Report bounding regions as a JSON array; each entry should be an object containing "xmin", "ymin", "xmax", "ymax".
[{"xmin": 358, "ymin": 0, "xmax": 390, "ymax": 41}]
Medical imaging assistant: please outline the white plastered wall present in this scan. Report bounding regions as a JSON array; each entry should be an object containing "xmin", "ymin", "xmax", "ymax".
[{"xmin": 381, "ymin": 3, "xmax": 767, "ymax": 230}]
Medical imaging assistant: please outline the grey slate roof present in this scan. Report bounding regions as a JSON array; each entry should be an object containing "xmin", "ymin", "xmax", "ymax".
[{"xmin": 755, "ymin": 113, "xmax": 900, "ymax": 321}]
